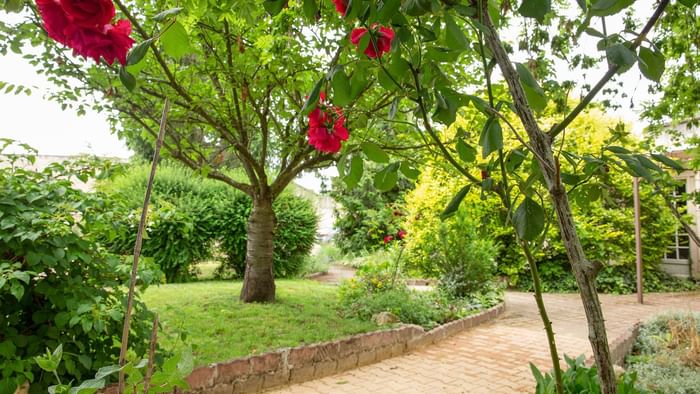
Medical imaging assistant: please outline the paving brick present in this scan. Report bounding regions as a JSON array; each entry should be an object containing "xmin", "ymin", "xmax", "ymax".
[{"xmin": 269, "ymin": 292, "xmax": 700, "ymax": 393}]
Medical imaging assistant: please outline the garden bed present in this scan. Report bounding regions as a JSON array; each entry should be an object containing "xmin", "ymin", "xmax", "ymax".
[{"xmin": 624, "ymin": 312, "xmax": 700, "ymax": 393}]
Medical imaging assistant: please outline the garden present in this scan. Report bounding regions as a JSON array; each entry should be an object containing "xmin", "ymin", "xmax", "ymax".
[{"xmin": 1, "ymin": 0, "xmax": 699, "ymax": 393}]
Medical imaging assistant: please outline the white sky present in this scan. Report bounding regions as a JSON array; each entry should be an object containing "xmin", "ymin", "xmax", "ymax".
[{"xmin": 0, "ymin": 2, "xmax": 662, "ymax": 191}]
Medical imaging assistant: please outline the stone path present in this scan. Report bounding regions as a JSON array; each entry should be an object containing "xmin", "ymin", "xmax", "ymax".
[{"xmin": 270, "ymin": 291, "xmax": 700, "ymax": 393}]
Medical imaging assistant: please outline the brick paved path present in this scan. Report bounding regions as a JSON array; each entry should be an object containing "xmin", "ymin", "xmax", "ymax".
[{"xmin": 271, "ymin": 291, "xmax": 700, "ymax": 393}]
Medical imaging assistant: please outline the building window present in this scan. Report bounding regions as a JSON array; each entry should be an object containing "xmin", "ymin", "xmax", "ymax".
[{"xmin": 665, "ymin": 183, "xmax": 690, "ymax": 260}]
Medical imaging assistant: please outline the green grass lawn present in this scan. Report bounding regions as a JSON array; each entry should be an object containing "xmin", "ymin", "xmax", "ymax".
[{"xmin": 142, "ymin": 279, "xmax": 378, "ymax": 366}]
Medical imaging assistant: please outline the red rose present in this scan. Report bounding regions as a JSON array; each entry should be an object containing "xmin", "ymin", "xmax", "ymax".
[
  {"xmin": 307, "ymin": 95, "xmax": 349, "ymax": 153},
  {"xmin": 350, "ymin": 26, "xmax": 394, "ymax": 59},
  {"xmin": 397, "ymin": 230, "xmax": 407, "ymax": 240},
  {"xmin": 66, "ymin": 19, "xmax": 134, "ymax": 65},
  {"xmin": 60, "ymin": 0, "xmax": 115, "ymax": 28},
  {"xmin": 332, "ymin": 0, "xmax": 348, "ymax": 16},
  {"xmin": 37, "ymin": 0, "xmax": 71, "ymax": 45},
  {"xmin": 383, "ymin": 235, "xmax": 394, "ymax": 244}
]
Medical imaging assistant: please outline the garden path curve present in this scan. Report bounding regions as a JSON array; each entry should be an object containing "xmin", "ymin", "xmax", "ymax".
[{"xmin": 270, "ymin": 291, "xmax": 700, "ymax": 393}]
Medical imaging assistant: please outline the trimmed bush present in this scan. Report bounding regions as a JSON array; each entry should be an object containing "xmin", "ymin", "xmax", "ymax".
[
  {"xmin": 97, "ymin": 164, "xmax": 317, "ymax": 281},
  {"xmin": 0, "ymin": 153, "xmax": 154, "ymax": 392}
]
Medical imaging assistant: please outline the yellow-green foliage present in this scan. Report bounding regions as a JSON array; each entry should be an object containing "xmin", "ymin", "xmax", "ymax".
[{"xmin": 403, "ymin": 110, "xmax": 678, "ymax": 292}]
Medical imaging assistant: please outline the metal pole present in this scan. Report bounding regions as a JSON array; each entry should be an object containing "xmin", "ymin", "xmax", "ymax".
[{"xmin": 633, "ymin": 177, "xmax": 643, "ymax": 304}]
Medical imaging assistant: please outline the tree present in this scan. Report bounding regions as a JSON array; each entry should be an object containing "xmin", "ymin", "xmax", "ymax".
[
  {"xmin": 308, "ymin": 1, "xmax": 688, "ymax": 392},
  {"xmin": 0, "ymin": 0, "xmax": 393, "ymax": 302}
]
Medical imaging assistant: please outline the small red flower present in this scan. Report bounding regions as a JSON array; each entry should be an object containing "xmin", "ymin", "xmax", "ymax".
[
  {"xmin": 481, "ymin": 170, "xmax": 490, "ymax": 180},
  {"xmin": 60, "ymin": 0, "xmax": 115, "ymax": 28},
  {"xmin": 383, "ymin": 235, "xmax": 394, "ymax": 244},
  {"xmin": 307, "ymin": 94, "xmax": 349, "ymax": 153},
  {"xmin": 350, "ymin": 26, "xmax": 394, "ymax": 59},
  {"xmin": 331, "ymin": 0, "xmax": 348, "ymax": 16},
  {"xmin": 397, "ymin": 230, "xmax": 407, "ymax": 240}
]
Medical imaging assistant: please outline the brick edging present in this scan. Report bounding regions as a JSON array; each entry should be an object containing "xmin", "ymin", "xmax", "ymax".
[
  {"xmin": 586, "ymin": 322, "xmax": 641, "ymax": 367},
  {"xmin": 175, "ymin": 302, "xmax": 506, "ymax": 393}
]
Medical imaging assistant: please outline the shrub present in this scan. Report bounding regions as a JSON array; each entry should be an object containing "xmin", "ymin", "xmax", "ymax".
[
  {"xmin": 531, "ymin": 354, "xmax": 649, "ymax": 394},
  {"xmin": 330, "ymin": 164, "xmax": 413, "ymax": 255},
  {"xmin": 214, "ymin": 192, "xmax": 318, "ymax": 279},
  {"xmin": 626, "ymin": 313, "xmax": 700, "ymax": 393},
  {"xmin": 96, "ymin": 164, "xmax": 317, "ymax": 281},
  {"xmin": 338, "ymin": 254, "xmax": 503, "ymax": 329},
  {"xmin": 0, "ymin": 149, "xmax": 154, "ymax": 392}
]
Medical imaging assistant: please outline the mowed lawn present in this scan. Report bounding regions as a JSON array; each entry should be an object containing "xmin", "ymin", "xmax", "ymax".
[{"xmin": 142, "ymin": 279, "xmax": 378, "ymax": 366}]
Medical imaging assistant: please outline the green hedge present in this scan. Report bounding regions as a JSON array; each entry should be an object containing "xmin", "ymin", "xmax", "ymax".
[{"xmin": 96, "ymin": 164, "xmax": 318, "ymax": 282}]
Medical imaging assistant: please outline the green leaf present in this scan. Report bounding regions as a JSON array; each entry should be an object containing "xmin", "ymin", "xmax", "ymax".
[
  {"xmin": 515, "ymin": 63, "xmax": 547, "ymax": 112},
  {"xmin": 160, "ymin": 22, "xmax": 191, "ymax": 60},
  {"xmin": 513, "ymin": 197, "xmax": 545, "ymax": 241},
  {"xmin": 3, "ymin": 0, "xmax": 23, "ymax": 12},
  {"xmin": 606, "ymin": 145, "xmax": 630, "ymax": 154},
  {"xmin": 433, "ymin": 88, "xmax": 468, "ymax": 125},
  {"xmin": 638, "ymin": 46, "xmax": 665, "ymax": 82},
  {"xmin": 378, "ymin": 0, "xmax": 401, "ymax": 23},
  {"xmin": 153, "ymin": 7, "xmax": 183, "ymax": 22},
  {"xmin": 94, "ymin": 365, "xmax": 121, "ymax": 380},
  {"xmin": 10, "ymin": 282, "xmax": 24, "ymax": 300},
  {"xmin": 361, "ymin": 141, "xmax": 390, "ymax": 163},
  {"xmin": 590, "ymin": 0, "xmax": 635, "ymax": 16},
  {"xmin": 399, "ymin": 161, "xmax": 420, "ymax": 180},
  {"xmin": 444, "ymin": 13, "xmax": 469, "ymax": 51},
  {"xmin": 606, "ymin": 43, "xmax": 637, "ymax": 73},
  {"xmin": 517, "ymin": 0, "xmax": 551, "ymax": 23},
  {"xmin": 331, "ymin": 69, "xmax": 352, "ymax": 107},
  {"xmin": 0, "ymin": 340, "xmax": 16, "ymax": 358},
  {"xmin": 650, "ymin": 153, "xmax": 685, "ymax": 172},
  {"xmin": 118, "ymin": 67, "xmax": 136, "ymax": 92},
  {"xmin": 126, "ymin": 38, "xmax": 154, "ymax": 66},
  {"xmin": 456, "ymin": 139, "xmax": 477, "ymax": 162},
  {"xmin": 301, "ymin": 78, "xmax": 324, "ymax": 115},
  {"xmin": 374, "ymin": 163, "xmax": 400, "ymax": 191},
  {"xmin": 263, "ymin": 0, "xmax": 286, "ymax": 15},
  {"xmin": 678, "ymin": 0, "xmax": 698, "ymax": 8},
  {"xmin": 479, "ymin": 117, "xmax": 503, "ymax": 158},
  {"xmin": 389, "ymin": 97, "xmax": 399, "ymax": 120},
  {"xmin": 440, "ymin": 185, "xmax": 471, "ymax": 220},
  {"xmin": 402, "ymin": 0, "xmax": 432, "ymax": 16},
  {"xmin": 302, "ymin": 0, "xmax": 319, "ymax": 20},
  {"xmin": 506, "ymin": 149, "xmax": 527, "ymax": 172},
  {"xmin": 635, "ymin": 154, "xmax": 663, "ymax": 173},
  {"xmin": 618, "ymin": 154, "xmax": 652, "ymax": 180},
  {"xmin": 343, "ymin": 156, "xmax": 364, "ymax": 188}
]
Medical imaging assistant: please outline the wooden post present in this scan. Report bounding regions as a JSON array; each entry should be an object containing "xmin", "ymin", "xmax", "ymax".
[{"xmin": 633, "ymin": 177, "xmax": 643, "ymax": 304}]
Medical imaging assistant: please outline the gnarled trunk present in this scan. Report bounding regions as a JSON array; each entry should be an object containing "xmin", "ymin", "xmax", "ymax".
[{"xmin": 240, "ymin": 194, "xmax": 276, "ymax": 303}]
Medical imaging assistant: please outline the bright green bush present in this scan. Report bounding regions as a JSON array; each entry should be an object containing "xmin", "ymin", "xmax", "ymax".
[
  {"xmin": 97, "ymin": 164, "xmax": 317, "ymax": 281},
  {"xmin": 626, "ymin": 313, "xmax": 700, "ymax": 393},
  {"xmin": 0, "ymin": 150, "xmax": 154, "ymax": 392}
]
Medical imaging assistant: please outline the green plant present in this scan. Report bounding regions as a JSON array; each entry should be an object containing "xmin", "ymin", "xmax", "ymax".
[
  {"xmin": 626, "ymin": 313, "xmax": 700, "ymax": 393},
  {"xmin": 97, "ymin": 164, "xmax": 317, "ymax": 281},
  {"xmin": 531, "ymin": 355, "xmax": 649, "ymax": 394},
  {"xmin": 214, "ymin": 192, "xmax": 318, "ymax": 279},
  {"xmin": 0, "ymin": 144, "xmax": 154, "ymax": 392},
  {"xmin": 34, "ymin": 344, "xmax": 193, "ymax": 394},
  {"xmin": 330, "ymin": 165, "xmax": 413, "ymax": 255}
]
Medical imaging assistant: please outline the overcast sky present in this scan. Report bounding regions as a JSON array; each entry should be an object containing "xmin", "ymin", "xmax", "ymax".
[{"xmin": 0, "ymin": 2, "xmax": 661, "ymax": 190}]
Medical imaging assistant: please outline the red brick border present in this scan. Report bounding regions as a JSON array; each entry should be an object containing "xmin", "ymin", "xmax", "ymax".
[
  {"xmin": 175, "ymin": 302, "xmax": 505, "ymax": 393},
  {"xmin": 586, "ymin": 322, "xmax": 641, "ymax": 367}
]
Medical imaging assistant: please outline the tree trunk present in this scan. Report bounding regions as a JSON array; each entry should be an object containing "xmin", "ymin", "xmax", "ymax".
[
  {"xmin": 240, "ymin": 194, "xmax": 276, "ymax": 303},
  {"xmin": 478, "ymin": 5, "xmax": 617, "ymax": 392}
]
